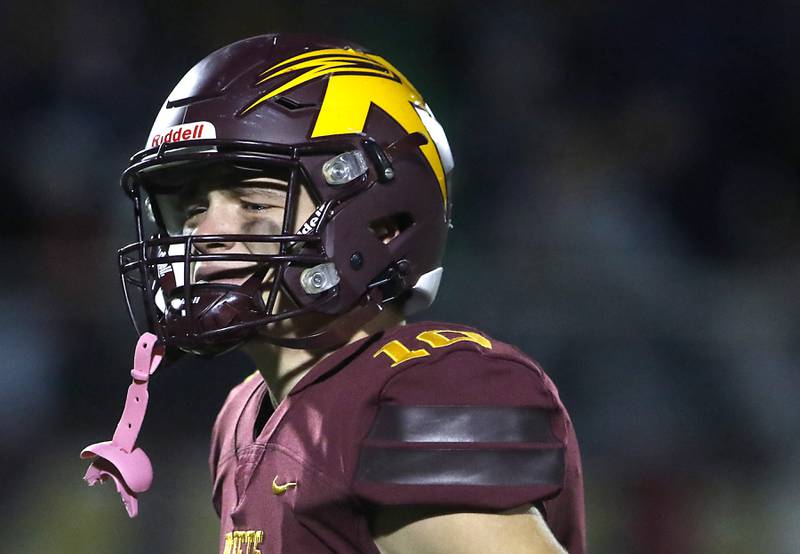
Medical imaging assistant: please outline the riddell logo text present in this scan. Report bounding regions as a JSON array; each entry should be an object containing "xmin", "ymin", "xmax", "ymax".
[
  {"xmin": 149, "ymin": 122, "xmax": 214, "ymax": 147},
  {"xmin": 298, "ymin": 205, "xmax": 325, "ymax": 235}
]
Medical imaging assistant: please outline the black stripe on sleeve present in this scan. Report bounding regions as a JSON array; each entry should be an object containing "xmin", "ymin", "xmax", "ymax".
[
  {"xmin": 367, "ymin": 405, "xmax": 556, "ymax": 443},
  {"xmin": 356, "ymin": 446, "xmax": 565, "ymax": 487}
]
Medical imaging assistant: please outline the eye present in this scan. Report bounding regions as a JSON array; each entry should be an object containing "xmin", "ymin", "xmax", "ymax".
[
  {"xmin": 185, "ymin": 205, "xmax": 207, "ymax": 218},
  {"xmin": 242, "ymin": 200, "xmax": 279, "ymax": 212}
]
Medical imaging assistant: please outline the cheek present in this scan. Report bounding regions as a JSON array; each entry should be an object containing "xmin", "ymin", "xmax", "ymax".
[
  {"xmin": 242, "ymin": 217, "xmax": 281, "ymax": 233},
  {"xmin": 243, "ymin": 216, "xmax": 282, "ymax": 254}
]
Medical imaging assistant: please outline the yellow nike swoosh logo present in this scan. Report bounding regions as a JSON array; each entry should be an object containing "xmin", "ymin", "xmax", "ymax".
[{"xmin": 271, "ymin": 476, "xmax": 298, "ymax": 495}]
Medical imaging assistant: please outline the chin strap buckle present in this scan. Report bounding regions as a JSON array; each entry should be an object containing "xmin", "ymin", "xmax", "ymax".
[{"xmin": 80, "ymin": 333, "xmax": 164, "ymax": 517}]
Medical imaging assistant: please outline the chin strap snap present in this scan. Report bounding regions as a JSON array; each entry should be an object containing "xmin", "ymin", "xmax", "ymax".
[{"xmin": 80, "ymin": 333, "xmax": 164, "ymax": 517}]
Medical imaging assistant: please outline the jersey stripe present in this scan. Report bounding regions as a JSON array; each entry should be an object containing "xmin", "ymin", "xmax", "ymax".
[
  {"xmin": 355, "ymin": 446, "xmax": 564, "ymax": 487},
  {"xmin": 366, "ymin": 405, "xmax": 557, "ymax": 443}
]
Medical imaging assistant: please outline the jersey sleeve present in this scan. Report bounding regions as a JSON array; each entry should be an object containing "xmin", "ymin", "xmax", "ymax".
[{"xmin": 351, "ymin": 348, "xmax": 570, "ymax": 511}]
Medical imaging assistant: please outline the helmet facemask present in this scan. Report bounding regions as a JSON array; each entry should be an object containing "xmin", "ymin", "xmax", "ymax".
[{"xmin": 119, "ymin": 141, "xmax": 370, "ymax": 356}]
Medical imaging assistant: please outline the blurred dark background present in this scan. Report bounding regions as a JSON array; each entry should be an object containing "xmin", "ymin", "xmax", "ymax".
[{"xmin": 2, "ymin": 1, "xmax": 799, "ymax": 552}]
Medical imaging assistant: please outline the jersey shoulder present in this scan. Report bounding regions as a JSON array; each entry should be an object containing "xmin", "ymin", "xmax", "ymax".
[
  {"xmin": 364, "ymin": 321, "xmax": 562, "ymax": 406},
  {"xmin": 351, "ymin": 321, "xmax": 570, "ymax": 510},
  {"xmin": 371, "ymin": 320, "xmax": 545, "ymax": 368}
]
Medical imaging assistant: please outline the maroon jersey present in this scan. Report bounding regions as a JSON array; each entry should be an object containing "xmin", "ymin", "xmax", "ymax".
[{"xmin": 209, "ymin": 322, "xmax": 586, "ymax": 553}]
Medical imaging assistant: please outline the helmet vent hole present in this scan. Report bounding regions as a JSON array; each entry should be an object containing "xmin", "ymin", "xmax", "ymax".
[{"xmin": 369, "ymin": 213, "xmax": 413, "ymax": 245}]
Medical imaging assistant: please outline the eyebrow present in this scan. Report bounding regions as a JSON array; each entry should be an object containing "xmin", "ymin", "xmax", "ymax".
[
  {"xmin": 231, "ymin": 185, "xmax": 288, "ymax": 197},
  {"xmin": 175, "ymin": 183, "xmax": 288, "ymax": 207}
]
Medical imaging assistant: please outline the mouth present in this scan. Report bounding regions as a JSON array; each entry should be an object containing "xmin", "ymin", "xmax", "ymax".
[{"xmin": 193, "ymin": 265, "xmax": 261, "ymax": 286}]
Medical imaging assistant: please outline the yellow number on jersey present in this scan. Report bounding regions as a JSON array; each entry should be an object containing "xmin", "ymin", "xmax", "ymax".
[
  {"xmin": 373, "ymin": 329, "xmax": 492, "ymax": 367},
  {"xmin": 416, "ymin": 329, "xmax": 492, "ymax": 350},
  {"xmin": 373, "ymin": 339, "xmax": 431, "ymax": 367}
]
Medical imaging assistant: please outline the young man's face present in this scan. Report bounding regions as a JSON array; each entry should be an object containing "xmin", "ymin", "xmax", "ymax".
[{"xmin": 158, "ymin": 177, "xmax": 317, "ymax": 287}]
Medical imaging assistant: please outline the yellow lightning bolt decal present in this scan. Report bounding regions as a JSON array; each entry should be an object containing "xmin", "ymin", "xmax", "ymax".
[{"xmin": 241, "ymin": 48, "xmax": 447, "ymax": 204}]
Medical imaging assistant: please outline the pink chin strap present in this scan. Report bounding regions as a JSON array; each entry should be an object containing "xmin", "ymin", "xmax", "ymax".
[{"xmin": 80, "ymin": 333, "xmax": 165, "ymax": 517}]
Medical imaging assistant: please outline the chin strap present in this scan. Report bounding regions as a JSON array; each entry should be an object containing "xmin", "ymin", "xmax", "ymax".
[{"xmin": 80, "ymin": 333, "xmax": 165, "ymax": 517}]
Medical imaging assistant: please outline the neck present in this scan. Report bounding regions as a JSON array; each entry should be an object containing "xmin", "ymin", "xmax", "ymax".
[{"xmin": 244, "ymin": 307, "xmax": 405, "ymax": 406}]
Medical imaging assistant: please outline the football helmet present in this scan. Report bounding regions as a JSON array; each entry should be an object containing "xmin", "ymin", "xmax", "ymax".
[{"xmin": 119, "ymin": 34, "xmax": 454, "ymax": 354}]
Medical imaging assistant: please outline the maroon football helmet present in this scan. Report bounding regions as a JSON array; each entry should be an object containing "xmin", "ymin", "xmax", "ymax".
[{"xmin": 119, "ymin": 34, "xmax": 454, "ymax": 355}]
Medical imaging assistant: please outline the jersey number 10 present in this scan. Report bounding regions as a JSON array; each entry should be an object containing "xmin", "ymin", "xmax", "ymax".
[{"xmin": 373, "ymin": 329, "xmax": 492, "ymax": 367}]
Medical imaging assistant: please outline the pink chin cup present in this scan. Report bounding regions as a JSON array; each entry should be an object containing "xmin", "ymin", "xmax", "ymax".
[{"xmin": 80, "ymin": 332, "xmax": 164, "ymax": 518}]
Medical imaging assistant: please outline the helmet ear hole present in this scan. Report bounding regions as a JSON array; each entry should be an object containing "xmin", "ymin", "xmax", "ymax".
[{"xmin": 369, "ymin": 213, "xmax": 413, "ymax": 245}]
